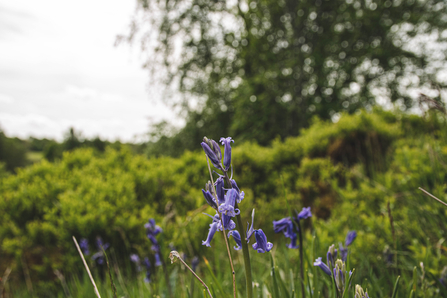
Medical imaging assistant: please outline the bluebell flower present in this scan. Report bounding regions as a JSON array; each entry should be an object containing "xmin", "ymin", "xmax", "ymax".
[
  {"xmin": 145, "ymin": 219, "xmax": 163, "ymax": 235},
  {"xmin": 228, "ymin": 230, "xmax": 242, "ymax": 250},
  {"xmin": 296, "ymin": 207, "xmax": 312, "ymax": 220},
  {"xmin": 155, "ymin": 252, "xmax": 162, "ymax": 267},
  {"xmin": 202, "ymin": 222, "xmax": 218, "ymax": 247},
  {"xmin": 130, "ymin": 254, "xmax": 142, "ymax": 272},
  {"xmin": 383, "ymin": 245, "xmax": 393, "ymax": 265},
  {"xmin": 201, "ymin": 137, "xmax": 222, "ymax": 170},
  {"xmin": 218, "ymin": 213, "xmax": 236, "ymax": 231},
  {"xmin": 202, "ymin": 189, "xmax": 218, "ymax": 209},
  {"xmin": 286, "ymin": 233, "xmax": 299, "ymax": 249},
  {"xmin": 345, "ymin": 231, "xmax": 357, "ymax": 246},
  {"xmin": 355, "ymin": 285, "xmax": 370, "ymax": 298},
  {"xmin": 339, "ymin": 243, "xmax": 348, "ymax": 262},
  {"xmin": 143, "ymin": 257, "xmax": 151, "ymax": 283},
  {"xmin": 145, "ymin": 218, "xmax": 162, "ymax": 245},
  {"xmin": 80, "ymin": 238, "xmax": 90, "ymax": 255},
  {"xmin": 273, "ymin": 216, "xmax": 299, "ymax": 248},
  {"xmin": 218, "ymin": 188, "xmax": 240, "ymax": 217},
  {"xmin": 191, "ymin": 256, "xmax": 200, "ymax": 272},
  {"xmin": 252, "ymin": 229, "xmax": 273, "ymax": 253},
  {"xmin": 327, "ymin": 244, "xmax": 338, "ymax": 268},
  {"xmin": 230, "ymin": 179, "xmax": 245, "ymax": 203},
  {"xmin": 215, "ymin": 176, "xmax": 225, "ymax": 205},
  {"xmin": 91, "ymin": 237, "xmax": 109, "ymax": 265},
  {"xmin": 273, "ymin": 217, "xmax": 294, "ymax": 238},
  {"xmin": 313, "ymin": 257, "xmax": 332, "ymax": 276},
  {"xmin": 96, "ymin": 237, "xmax": 110, "ymax": 251},
  {"xmin": 220, "ymin": 137, "xmax": 234, "ymax": 170}
]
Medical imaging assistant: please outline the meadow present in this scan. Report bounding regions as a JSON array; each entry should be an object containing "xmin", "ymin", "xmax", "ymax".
[{"xmin": 1, "ymin": 108, "xmax": 447, "ymax": 297}]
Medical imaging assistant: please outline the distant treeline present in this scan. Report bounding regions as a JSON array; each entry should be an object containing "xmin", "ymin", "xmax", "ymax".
[{"xmin": 0, "ymin": 127, "xmax": 145, "ymax": 174}]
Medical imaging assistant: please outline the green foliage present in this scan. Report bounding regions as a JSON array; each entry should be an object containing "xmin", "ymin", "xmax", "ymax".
[
  {"xmin": 121, "ymin": 0, "xmax": 447, "ymax": 155},
  {"xmin": 1, "ymin": 110, "xmax": 447, "ymax": 296},
  {"xmin": 0, "ymin": 129, "xmax": 28, "ymax": 172}
]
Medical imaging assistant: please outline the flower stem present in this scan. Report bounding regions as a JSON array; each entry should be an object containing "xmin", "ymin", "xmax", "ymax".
[
  {"xmin": 296, "ymin": 219, "xmax": 305, "ymax": 298},
  {"xmin": 223, "ymin": 171, "xmax": 253, "ymax": 298},
  {"xmin": 205, "ymin": 156, "xmax": 237, "ymax": 298}
]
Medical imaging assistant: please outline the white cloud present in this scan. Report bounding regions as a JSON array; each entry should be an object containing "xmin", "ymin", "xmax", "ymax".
[
  {"xmin": 0, "ymin": 0, "xmax": 179, "ymax": 142},
  {"xmin": 0, "ymin": 94, "xmax": 14, "ymax": 103}
]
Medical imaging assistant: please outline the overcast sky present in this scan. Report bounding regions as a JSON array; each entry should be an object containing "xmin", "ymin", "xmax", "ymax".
[{"xmin": 0, "ymin": 0, "xmax": 177, "ymax": 142}]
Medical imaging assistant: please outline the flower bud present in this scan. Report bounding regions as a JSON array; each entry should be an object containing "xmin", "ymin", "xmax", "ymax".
[{"xmin": 220, "ymin": 137, "xmax": 234, "ymax": 171}]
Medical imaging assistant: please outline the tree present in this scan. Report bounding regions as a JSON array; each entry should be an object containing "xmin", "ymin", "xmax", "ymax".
[{"xmin": 120, "ymin": 0, "xmax": 447, "ymax": 153}]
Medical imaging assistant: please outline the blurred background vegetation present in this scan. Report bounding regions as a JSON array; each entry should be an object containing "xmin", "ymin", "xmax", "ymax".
[{"xmin": 1, "ymin": 0, "xmax": 447, "ymax": 296}]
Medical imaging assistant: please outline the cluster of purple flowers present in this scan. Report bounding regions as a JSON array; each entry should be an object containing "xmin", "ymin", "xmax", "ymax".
[
  {"xmin": 201, "ymin": 137, "xmax": 273, "ymax": 253},
  {"xmin": 273, "ymin": 207, "xmax": 312, "ymax": 249},
  {"xmin": 79, "ymin": 237, "xmax": 110, "ymax": 265},
  {"xmin": 145, "ymin": 218, "xmax": 163, "ymax": 267},
  {"xmin": 313, "ymin": 230, "xmax": 357, "ymax": 277}
]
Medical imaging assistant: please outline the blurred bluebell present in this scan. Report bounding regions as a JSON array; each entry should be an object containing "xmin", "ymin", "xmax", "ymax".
[
  {"xmin": 145, "ymin": 218, "xmax": 162, "ymax": 245},
  {"xmin": 252, "ymin": 229, "xmax": 273, "ymax": 253},
  {"xmin": 143, "ymin": 257, "xmax": 151, "ymax": 283},
  {"xmin": 339, "ymin": 243, "xmax": 348, "ymax": 262},
  {"xmin": 383, "ymin": 245, "xmax": 393, "ymax": 265},
  {"xmin": 274, "ymin": 206, "xmax": 311, "ymax": 250},
  {"xmin": 202, "ymin": 222, "xmax": 218, "ymax": 247},
  {"xmin": 286, "ymin": 233, "xmax": 299, "ymax": 249},
  {"xmin": 130, "ymin": 254, "xmax": 142, "ymax": 272},
  {"xmin": 80, "ymin": 238, "xmax": 90, "ymax": 256},
  {"xmin": 345, "ymin": 231, "xmax": 357, "ymax": 246},
  {"xmin": 296, "ymin": 207, "xmax": 312, "ymax": 220},
  {"xmin": 313, "ymin": 257, "xmax": 332, "ymax": 276},
  {"xmin": 220, "ymin": 137, "xmax": 233, "ymax": 170},
  {"xmin": 327, "ymin": 244, "xmax": 338, "ymax": 268},
  {"xmin": 155, "ymin": 252, "xmax": 162, "ymax": 267},
  {"xmin": 273, "ymin": 217, "xmax": 294, "ymax": 238},
  {"xmin": 228, "ymin": 230, "xmax": 242, "ymax": 250},
  {"xmin": 96, "ymin": 237, "xmax": 109, "ymax": 251},
  {"xmin": 91, "ymin": 237, "xmax": 109, "ymax": 265},
  {"xmin": 191, "ymin": 256, "xmax": 200, "ymax": 272}
]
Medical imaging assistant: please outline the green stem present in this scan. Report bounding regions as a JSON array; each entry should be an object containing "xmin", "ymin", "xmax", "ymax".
[
  {"xmin": 205, "ymin": 156, "xmax": 237, "ymax": 298},
  {"xmin": 296, "ymin": 219, "xmax": 305, "ymax": 298},
  {"xmin": 223, "ymin": 171, "xmax": 253, "ymax": 298}
]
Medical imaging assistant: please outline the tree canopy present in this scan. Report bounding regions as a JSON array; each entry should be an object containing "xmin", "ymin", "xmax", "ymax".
[{"xmin": 120, "ymin": 0, "xmax": 447, "ymax": 155}]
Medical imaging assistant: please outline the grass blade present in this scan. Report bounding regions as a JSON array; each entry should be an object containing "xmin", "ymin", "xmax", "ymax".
[
  {"xmin": 270, "ymin": 254, "xmax": 281, "ymax": 298},
  {"xmin": 391, "ymin": 276, "xmax": 401, "ymax": 298}
]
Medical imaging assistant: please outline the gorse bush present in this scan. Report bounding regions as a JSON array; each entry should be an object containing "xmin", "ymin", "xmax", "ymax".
[{"xmin": 0, "ymin": 108, "xmax": 447, "ymax": 297}]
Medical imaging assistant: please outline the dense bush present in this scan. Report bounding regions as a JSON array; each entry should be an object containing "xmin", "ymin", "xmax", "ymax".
[{"xmin": 1, "ymin": 109, "xmax": 446, "ymax": 295}]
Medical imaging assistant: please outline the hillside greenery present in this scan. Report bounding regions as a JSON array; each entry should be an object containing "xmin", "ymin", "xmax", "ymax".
[{"xmin": 1, "ymin": 109, "xmax": 447, "ymax": 296}]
